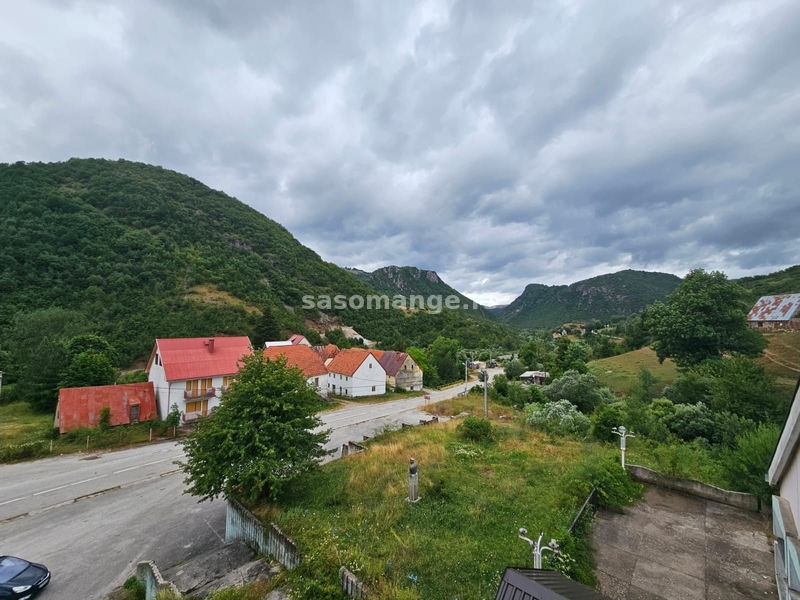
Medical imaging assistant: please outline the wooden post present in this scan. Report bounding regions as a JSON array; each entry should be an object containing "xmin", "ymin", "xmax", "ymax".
[
  {"xmin": 50, "ymin": 439, "xmax": 53, "ymax": 453},
  {"xmin": 149, "ymin": 427, "xmax": 153, "ymax": 442},
  {"xmin": 86, "ymin": 435, "xmax": 90, "ymax": 451}
]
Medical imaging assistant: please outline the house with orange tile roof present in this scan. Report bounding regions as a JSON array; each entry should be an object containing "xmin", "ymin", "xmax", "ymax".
[
  {"xmin": 326, "ymin": 348, "xmax": 386, "ymax": 397},
  {"xmin": 146, "ymin": 336, "xmax": 253, "ymax": 422},
  {"xmin": 312, "ymin": 343, "xmax": 341, "ymax": 366},
  {"xmin": 263, "ymin": 344, "xmax": 329, "ymax": 396},
  {"xmin": 378, "ymin": 351, "xmax": 423, "ymax": 392}
]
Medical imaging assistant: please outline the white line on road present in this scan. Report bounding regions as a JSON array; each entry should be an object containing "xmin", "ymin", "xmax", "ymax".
[
  {"xmin": 32, "ymin": 473, "xmax": 108, "ymax": 496},
  {"xmin": 0, "ymin": 496, "xmax": 27, "ymax": 507},
  {"xmin": 113, "ymin": 455, "xmax": 183, "ymax": 474}
]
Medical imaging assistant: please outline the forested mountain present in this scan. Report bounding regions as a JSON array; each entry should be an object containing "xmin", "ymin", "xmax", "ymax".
[
  {"xmin": 736, "ymin": 265, "xmax": 800, "ymax": 301},
  {"xmin": 498, "ymin": 270, "xmax": 682, "ymax": 329},
  {"xmin": 0, "ymin": 159, "xmax": 516, "ymax": 371},
  {"xmin": 346, "ymin": 265, "xmax": 494, "ymax": 319}
]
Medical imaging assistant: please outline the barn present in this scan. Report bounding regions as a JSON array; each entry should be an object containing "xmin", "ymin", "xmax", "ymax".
[{"xmin": 748, "ymin": 294, "xmax": 800, "ymax": 331}]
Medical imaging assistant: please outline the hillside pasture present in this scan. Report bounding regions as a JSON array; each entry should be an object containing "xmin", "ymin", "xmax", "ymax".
[{"xmin": 589, "ymin": 348, "xmax": 679, "ymax": 396}]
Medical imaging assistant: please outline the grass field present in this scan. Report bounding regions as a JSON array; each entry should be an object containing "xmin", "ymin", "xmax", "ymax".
[
  {"xmin": 0, "ymin": 402, "xmax": 54, "ymax": 446},
  {"xmin": 254, "ymin": 396, "xmax": 640, "ymax": 600},
  {"xmin": 758, "ymin": 332, "xmax": 800, "ymax": 400},
  {"xmin": 589, "ymin": 348, "xmax": 679, "ymax": 396}
]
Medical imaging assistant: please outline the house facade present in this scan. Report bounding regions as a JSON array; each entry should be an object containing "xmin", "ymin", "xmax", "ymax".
[
  {"xmin": 263, "ymin": 344, "xmax": 328, "ymax": 396},
  {"xmin": 146, "ymin": 336, "xmax": 253, "ymax": 422},
  {"xmin": 326, "ymin": 349, "xmax": 386, "ymax": 397},
  {"xmin": 377, "ymin": 351, "xmax": 423, "ymax": 391},
  {"xmin": 768, "ymin": 377, "xmax": 800, "ymax": 599},
  {"xmin": 748, "ymin": 294, "xmax": 800, "ymax": 331}
]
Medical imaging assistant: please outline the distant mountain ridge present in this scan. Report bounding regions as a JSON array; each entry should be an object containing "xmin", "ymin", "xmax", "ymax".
[
  {"xmin": 346, "ymin": 265, "xmax": 494, "ymax": 319},
  {"xmin": 736, "ymin": 265, "xmax": 800, "ymax": 302},
  {"xmin": 498, "ymin": 269, "xmax": 682, "ymax": 329}
]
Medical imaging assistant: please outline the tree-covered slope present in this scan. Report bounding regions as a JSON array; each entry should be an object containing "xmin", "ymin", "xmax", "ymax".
[
  {"xmin": 736, "ymin": 265, "xmax": 800, "ymax": 302},
  {"xmin": 347, "ymin": 265, "xmax": 494, "ymax": 319},
  {"xmin": 0, "ymin": 159, "xmax": 516, "ymax": 367},
  {"xmin": 498, "ymin": 270, "xmax": 682, "ymax": 329}
]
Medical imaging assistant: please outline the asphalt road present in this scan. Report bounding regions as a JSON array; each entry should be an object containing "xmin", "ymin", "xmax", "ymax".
[{"xmin": 0, "ymin": 372, "xmax": 499, "ymax": 599}]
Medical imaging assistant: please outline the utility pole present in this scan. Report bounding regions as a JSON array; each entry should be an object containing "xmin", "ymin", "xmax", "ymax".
[{"xmin": 482, "ymin": 369, "xmax": 488, "ymax": 417}]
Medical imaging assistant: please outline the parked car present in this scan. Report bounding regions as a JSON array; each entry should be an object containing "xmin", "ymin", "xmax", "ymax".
[{"xmin": 0, "ymin": 556, "xmax": 50, "ymax": 599}]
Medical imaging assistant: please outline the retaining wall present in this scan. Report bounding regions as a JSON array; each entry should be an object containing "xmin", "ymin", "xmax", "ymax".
[
  {"xmin": 626, "ymin": 464, "xmax": 763, "ymax": 512},
  {"xmin": 225, "ymin": 499, "xmax": 301, "ymax": 569},
  {"xmin": 137, "ymin": 561, "xmax": 181, "ymax": 600},
  {"xmin": 340, "ymin": 566, "xmax": 368, "ymax": 599}
]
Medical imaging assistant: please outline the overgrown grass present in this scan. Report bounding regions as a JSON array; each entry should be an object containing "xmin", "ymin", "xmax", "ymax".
[
  {"xmin": 0, "ymin": 402, "xmax": 175, "ymax": 463},
  {"xmin": 758, "ymin": 332, "xmax": 800, "ymax": 402},
  {"xmin": 589, "ymin": 348, "xmax": 679, "ymax": 395},
  {"xmin": 253, "ymin": 398, "xmax": 641, "ymax": 600}
]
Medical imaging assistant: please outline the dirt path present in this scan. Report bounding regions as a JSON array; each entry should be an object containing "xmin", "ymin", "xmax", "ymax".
[{"xmin": 763, "ymin": 348, "xmax": 800, "ymax": 372}]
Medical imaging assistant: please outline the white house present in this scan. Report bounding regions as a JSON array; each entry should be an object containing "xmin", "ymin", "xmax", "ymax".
[
  {"xmin": 326, "ymin": 349, "xmax": 386, "ymax": 397},
  {"xmin": 263, "ymin": 344, "xmax": 328, "ymax": 396},
  {"xmin": 768, "ymin": 377, "xmax": 800, "ymax": 598},
  {"xmin": 146, "ymin": 336, "xmax": 253, "ymax": 422},
  {"xmin": 264, "ymin": 333, "xmax": 312, "ymax": 349}
]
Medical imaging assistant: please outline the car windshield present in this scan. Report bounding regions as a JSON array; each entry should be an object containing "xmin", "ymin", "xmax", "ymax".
[{"xmin": 0, "ymin": 556, "xmax": 29, "ymax": 583}]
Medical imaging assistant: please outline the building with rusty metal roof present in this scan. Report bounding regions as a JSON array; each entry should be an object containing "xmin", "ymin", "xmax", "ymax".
[
  {"xmin": 748, "ymin": 294, "xmax": 800, "ymax": 330},
  {"xmin": 56, "ymin": 382, "xmax": 157, "ymax": 434}
]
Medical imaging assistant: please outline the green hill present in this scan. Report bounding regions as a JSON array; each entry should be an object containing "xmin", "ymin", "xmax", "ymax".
[
  {"xmin": 498, "ymin": 270, "xmax": 682, "ymax": 329},
  {"xmin": 347, "ymin": 265, "xmax": 494, "ymax": 319},
  {"xmin": 736, "ymin": 265, "xmax": 800, "ymax": 301},
  {"xmin": 0, "ymin": 159, "xmax": 515, "ymax": 368}
]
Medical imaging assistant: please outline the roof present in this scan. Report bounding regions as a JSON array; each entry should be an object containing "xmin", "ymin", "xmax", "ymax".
[
  {"xmin": 378, "ymin": 351, "xmax": 412, "ymax": 376},
  {"xmin": 496, "ymin": 568, "xmax": 612, "ymax": 600},
  {"xmin": 57, "ymin": 382, "xmax": 157, "ymax": 433},
  {"xmin": 263, "ymin": 344, "xmax": 328, "ymax": 378},
  {"xmin": 288, "ymin": 334, "xmax": 309, "ymax": 345},
  {"xmin": 326, "ymin": 348, "xmax": 384, "ymax": 377},
  {"xmin": 151, "ymin": 337, "xmax": 253, "ymax": 381},
  {"xmin": 748, "ymin": 294, "xmax": 800, "ymax": 322},
  {"xmin": 768, "ymin": 375, "xmax": 800, "ymax": 486},
  {"xmin": 313, "ymin": 344, "xmax": 341, "ymax": 362},
  {"xmin": 520, "ymin": 371, "xmax": 550, "ymax": 378}
]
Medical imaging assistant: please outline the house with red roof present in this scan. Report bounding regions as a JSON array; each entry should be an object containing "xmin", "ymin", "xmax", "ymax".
[
  {"xmin": 312, "ymin": 343, "xmax": 341, "ymax": 366},
  {"xmin": 263, "ymin": 344, "xmax": 328, "ymax": 396},
  {"xmin": 55, "ymin": 382, "xmax": 158, "ymax": 434},
  {"xmin": 146, "ymin": 336, "xmax": 253, "ymax": 422},
  {"xmin": 377, "ymin": 351, "xmax": 423, "ymax": 392},
  {"xmin": 326, "ymin": 348, "xmax": 386, "ymax": 397}
]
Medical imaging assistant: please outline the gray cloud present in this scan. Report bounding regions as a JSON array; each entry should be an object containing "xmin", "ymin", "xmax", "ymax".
[{"xmin": 1, "ymin": 0, "xmax": 799, "ymax": 304}]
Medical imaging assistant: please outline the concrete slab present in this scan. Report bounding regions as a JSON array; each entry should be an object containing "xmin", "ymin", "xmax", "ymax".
[{"xmin": 591, "ymin": 486, "xmax": 777, "ymax": 600}]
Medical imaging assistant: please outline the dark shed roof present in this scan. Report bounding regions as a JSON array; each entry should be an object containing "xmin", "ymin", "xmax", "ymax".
[{"xmin": 496, "ymin": 568, "xmax": 611, "ymax": 600}]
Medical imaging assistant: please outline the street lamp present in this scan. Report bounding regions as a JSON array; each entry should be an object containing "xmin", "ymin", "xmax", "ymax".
[
  {"xmin": 611, "ymin": 425, "xmax": 635, "ymax": 469},
  {"xmin": 518, "ymin": 528, "xmax": 559, "ymax": 569}
]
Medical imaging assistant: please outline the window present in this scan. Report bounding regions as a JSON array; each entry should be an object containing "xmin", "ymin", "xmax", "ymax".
[
  {"xmin": 369, "ymin": 363, "xmax": 372, "ymax": 369},
  {"xmin": 222, "ymin": 376, "xmax": 233, "ymax": 388},
  {"xmin": 315, "ymin": 377, "xmax": 319, "ymax": 385},
  {"xmin": 186, "ymin": 400, "xmax": 209, "ymax": 414},
  {"xmin": 372, "ymin": 386, "xmax": 376, "ymax": 392},
  {"xmin": 155, "ymin": 354, "xmax": 162, "ymax": 367}
]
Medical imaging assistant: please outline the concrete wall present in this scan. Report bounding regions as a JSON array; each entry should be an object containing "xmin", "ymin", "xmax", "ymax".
[
  {"xmin": 626, "ymin": 464, "xmax": 763, "ymax": 512},
  {"xmin": 137, "ymin": 561, "xmax": 181, "ymax": 600},
  {"xmin": 225, "ymin": 499, "xmax": 300, "ymax": 569},
  {"xmin": 340, "ymin": 566, "xmax": 368, "ymax": 599}
]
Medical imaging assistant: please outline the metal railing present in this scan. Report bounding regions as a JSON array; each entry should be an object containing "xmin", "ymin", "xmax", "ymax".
[
  {"xmin": 568, "ymin": 486, "xmax": 599, "ymax": 534},
  {"xmin": 184, "ymin": 387, "xmax": 215, "ymax": 400}
]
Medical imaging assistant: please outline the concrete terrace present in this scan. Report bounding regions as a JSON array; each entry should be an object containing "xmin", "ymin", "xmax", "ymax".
[{"xmin": 591, "ymin": 486, "xmax": 777, "ymax": 600}]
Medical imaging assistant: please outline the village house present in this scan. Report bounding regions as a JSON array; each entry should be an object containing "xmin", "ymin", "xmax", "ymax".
[
  {"xmin": 146, "ymin": 336, "xmax": 253, "ymax": 422},
  {"xmin": 519, "ymin": 370, "xmax": 550, "ymax": 386},
  {"xmin": 263, "ymin": 344, "xmax": 328, "ymax": 396},
  {"xmin": 55, "ymin": 382, "xmax": 158, "ymax": 434},
  {"xmin": 312, "ymin": 343, "xmax": 340, "ymax": 366},
  {"xmin": 374, "ymin": 350, "xmax": 423, "ymax": 391},
  {"xmin": 264, "ymin": 333, "xmax": 312, "ymax": 348},
  {"xmin": 326, "ymin": 348, "xmax": 386, "ymax": 397},
  {"xmin": 748, "ymin": 294, "xmax": 800, "ymax": 330}
]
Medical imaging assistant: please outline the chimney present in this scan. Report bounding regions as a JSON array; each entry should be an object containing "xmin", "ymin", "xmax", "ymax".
[{"xmin": 208, "ymin": 338, "xmax": 215, "ymax": 354}]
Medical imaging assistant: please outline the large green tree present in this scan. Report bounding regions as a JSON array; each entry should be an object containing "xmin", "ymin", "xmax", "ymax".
[
  {"xmin": 59, "ymin": 351, "xmax": 117, "ymax": 389},
  {"xmin": 251, "ymin": 306, "xmax": 282, "ymax": 348},
  {"xmin": 426, "ymin": 336, "xmax": 462, "ymax": 385},
  {"xmin": 181, "ymin": 352, "xmax": 329, "ymax": 502},
  {"xmin": 644, "ymin": 269, "xmax": 766, "ymax": 367},
  {"xmin": 543, "ymin": 370, "xmax": 615, "ymax": 414}
]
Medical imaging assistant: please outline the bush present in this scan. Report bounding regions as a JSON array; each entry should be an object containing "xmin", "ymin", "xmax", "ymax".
[
  {"xmin": 663, "ymin": 402, "xmax": 714, "ymax": 442},
  {"xmin": 99, "ymin": 406, "xmax": 112, "ymax": 433},
  {"xmin": 591, "ymin": 402, "xmax": 627, "ymax": 443},
  {"xmin": 543, "ymin": 370, "xmax": 615, "ymax": 414},
  {"xmin": 561, "ymin": 454, "xmax": 642, "ymax": 510},
  {"xmin": 663, "ymin": 371, "xmax": 712, "ymax": 405},
  {"xmin": 525, "ymin": 400, "xmax": 591, "ymax": 437},
  {"xmin": 457, "ymin": 415, "xmax": 494, "ymax": 442},
  {"xmin": 721, "ymin": 423, "xmax": 780, "ymax": 503}
]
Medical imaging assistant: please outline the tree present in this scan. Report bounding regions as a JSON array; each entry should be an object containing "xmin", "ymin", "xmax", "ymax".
[
  {"xmin": 165, "ymin": 403, "xmax": 181, "ymax": 428},
  {"xmin": 504, "ymin": 359, "xmax": 526, "ymax": 380},
  {"xmin": 406, "ymin": 346, "xmax": 437, "ymax": 387},
  {"xmin": 98, "ymin": 406, "xmax": 112, "ymax": 433},
  {"xmin": 543, "ymin": 370, "xmax": 615, "ymax": 413},
  {"xmin": 697, "ymin": 356, "xmax": 782, "ymax": 423},
  {"xmin": 644, "ymin": 269, "xmax": 766, "ymax": 367},
  {"xmin": 426, "ymin": 336, "xmax": 462, "ymax": 385},
  {"xmin": 65, "ymin": 334, "xmax": 118, "ymax": 366},
  {"xmin": 721, "ymin": 423, "xmax": 780, "ymax": 502},
  {"xmin": 519, "ymin": 339, "xmax": 547, "ymax": 370},
  {"xmin": 59, "ymin": 351, "xmax": 117, "ymax": 389},
  {"xmin": 592, "ymin": 401, "xmax": 628, "ymax": 442},
  {"xmin": 525, "ymin": 400, "xmax": 591, "ymax": 437},
  {"xmin": 251, "ymin": 306, "xmax": 282, "ymax": 348},
  {"xmin": 181, "ymin": 352, "xmax": 329, "ymax": 502}
]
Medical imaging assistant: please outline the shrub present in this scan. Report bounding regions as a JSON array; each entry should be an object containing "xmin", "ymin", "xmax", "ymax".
[
  {"xmin": 525, "ymin": 400, "xmax": 590, "ymax": 437},
  {"xmin": 457, "ymin": 415, "xmax": 494, "ymax": 442},
  {"xmin": 164, "ymin": 403, "xmax": 181, "ymax": 428},
  {"xmin": 543, "ymin": 370, "xmax": 614, "ymax": 414},
  {"xmin": 663, "ymin": 402, "xmax": 714, "ymax": 442},
  {"xmin": 591, "ymin": 402, "xmax": 627, "ymax": 443},
  {"xmin": 99, "ymin": 406, "xmax": 112, "ymax": 433},
  {"xmin": 663, "ymin": 371, "xmax": 712, "ymax": 405},
  {"xmin": 721, "ymin": 423, "xmax": 780, "ymax": 503},
  {"xmin": 560, "ymin": 454, "xmax": 642, "ymax": 510}
]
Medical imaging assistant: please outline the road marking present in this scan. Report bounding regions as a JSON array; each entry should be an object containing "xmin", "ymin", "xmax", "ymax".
[
  {"xmin": 32, "ymin": 474, "xmax": 108, "ymax": 496},
  {"xmin": 0, "ymin": 496, "xmax": 27, "ymax": 507},
  {"xmin": 113, "ymin": 456, "xmax": 181, "ymax": 474}
]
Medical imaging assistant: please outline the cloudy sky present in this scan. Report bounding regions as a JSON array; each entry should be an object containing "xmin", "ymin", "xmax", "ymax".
[{"xmin": 2, "ymin": 0, "xmax": 799, "ymax": 304}]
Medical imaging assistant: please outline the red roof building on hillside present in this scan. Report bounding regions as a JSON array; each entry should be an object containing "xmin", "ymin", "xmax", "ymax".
[
  {"xmin": 56, "ymin": 382, "xmax": 157, "ymax": 434},
  {"xmin": 263, "ymin": 344, "xmax": 328, "ymax": 378},
  {"xmin": 313, "ymin": 344, "xmax": 341, "ymax": 364},
  {"xmin": 748, "ymin": 294, "xmax": 800, "ymax": 330}
]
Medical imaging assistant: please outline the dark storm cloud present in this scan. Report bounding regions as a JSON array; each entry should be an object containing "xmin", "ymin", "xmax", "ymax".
[{"xmin": 1, "ymin": 0, "xmax": 799, "ymax": 304}]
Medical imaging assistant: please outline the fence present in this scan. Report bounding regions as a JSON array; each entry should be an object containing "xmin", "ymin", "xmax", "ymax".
[
  {"xmin": 340, "ymin": 566, "xmax": 368, "ymax": 599},
  {"xmin": 225, "ymin": 499, "xmax": 301, "ymax": 569},
  {"xmin": 137, "ymin": 561, "xmax": 181, "ymax": 600},
  {"xmin": 568, "ymin": 486, "xmax": 599, "ymax": 534}
]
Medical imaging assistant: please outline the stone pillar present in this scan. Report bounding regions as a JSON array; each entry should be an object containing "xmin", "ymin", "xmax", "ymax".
[{"xmin": 407, "ymin": 457, "xmax": 420, "ymax": 503}]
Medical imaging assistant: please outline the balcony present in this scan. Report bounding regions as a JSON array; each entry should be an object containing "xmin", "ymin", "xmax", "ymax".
[{"xmin": 184, "ymin": 387, "xmax": 215, "ymax": 400}]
